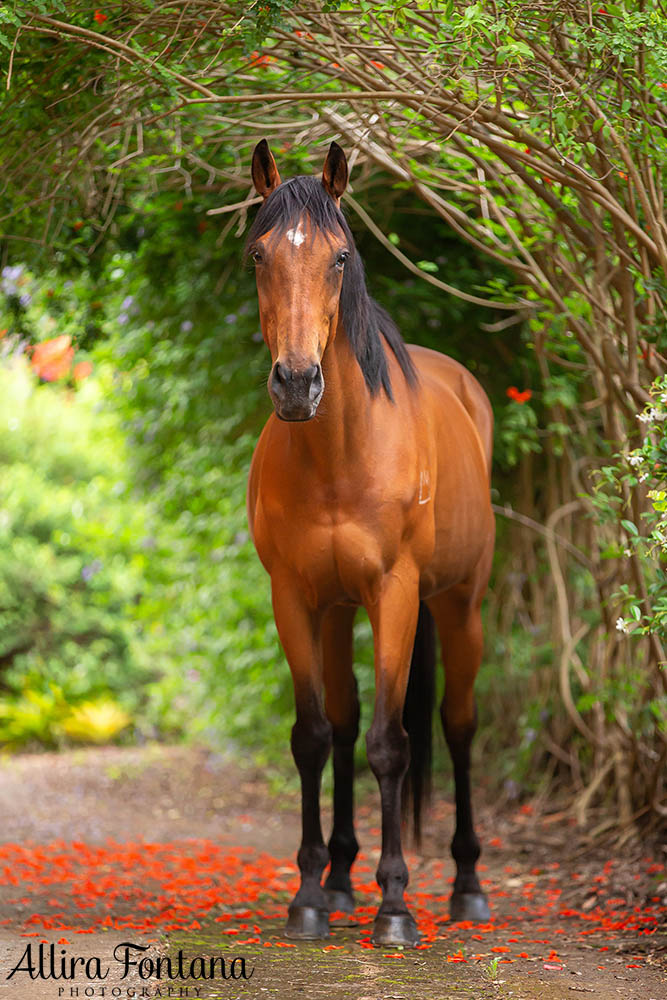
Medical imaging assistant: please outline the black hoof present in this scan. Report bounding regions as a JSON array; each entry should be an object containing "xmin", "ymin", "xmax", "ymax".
[
  {"xmin": 450, "ymin": 891, "xmax": 491, "ymax": 923},
  {"xmin": 285, "ymin": 905, "xmax": 330, "ymax": 940},
  {"xmin": 325, "ymin": 888, "xmax": 356, "ymax": 913},
  {"xmin": 371, "ymin": 912, "xmax": 420, "ymax": 947}
]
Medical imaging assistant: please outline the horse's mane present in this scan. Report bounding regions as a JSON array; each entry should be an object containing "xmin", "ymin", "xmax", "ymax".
[{"xmin": 245, "ymin": 175, "xmax": 417, "ymax": 400}]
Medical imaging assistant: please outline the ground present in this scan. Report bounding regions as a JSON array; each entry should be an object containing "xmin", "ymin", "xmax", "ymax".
[{"xmin": 0, "ymin": 745, "xmax": 664, "ymax": 1000}]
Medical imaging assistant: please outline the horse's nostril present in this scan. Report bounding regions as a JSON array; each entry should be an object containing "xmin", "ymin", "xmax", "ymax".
[
  {"xmin": 274, "ymin": 361, "xmax": 288, "ymax": 385},
  {"xmin": 304, "ymin": 364, "xmax": 318, "ymax": 382},
  {"xmin": 308, "ymin": 365, "xmax": 323, "ymax": 401}
]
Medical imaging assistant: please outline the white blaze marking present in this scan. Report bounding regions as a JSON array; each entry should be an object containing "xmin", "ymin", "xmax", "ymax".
[{"xmin": 286, "ymin": 224, "xmax": 305, "ymax": 247}]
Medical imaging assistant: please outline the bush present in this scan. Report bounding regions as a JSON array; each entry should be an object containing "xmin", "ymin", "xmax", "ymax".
[{"xmin": 0, "ymin": 352, "xmax": 153, "ymax": 745}]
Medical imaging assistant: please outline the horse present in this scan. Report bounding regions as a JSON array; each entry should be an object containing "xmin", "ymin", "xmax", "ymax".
[{"xmin": 245, "ymin": 139, "xmax": 495, "ymax": 947}]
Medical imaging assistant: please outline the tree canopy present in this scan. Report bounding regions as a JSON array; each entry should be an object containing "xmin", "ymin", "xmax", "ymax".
[{"xmin": 0, "ymin": 2, "xmax": 665, "ymax": 833}]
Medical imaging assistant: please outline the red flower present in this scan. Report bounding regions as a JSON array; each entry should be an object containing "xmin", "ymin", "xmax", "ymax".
[
  {"xmin": 73, "ymin": 221, "xmax": 84, "ymax": 231},
  {"xmin": 249, "ymin": 51, "xmax": 274, "ymax": 67},
  {"xmin": 369, "ymin": 60, "xmax": 386, "ymax": 70},
  {"xmin": 31, "ymin": 336, "xmax": 75, "ymax": 382},
  {"xmin": 73, "ymin": 361, "xmax": 93, "ymax": 382},
  {"xmin": 94, "ymin": 10, "xmax": 107, "ymax": 24},
  {"xmin": 506, "ymin": 386, "xmax": 532, "ymax": 404}
]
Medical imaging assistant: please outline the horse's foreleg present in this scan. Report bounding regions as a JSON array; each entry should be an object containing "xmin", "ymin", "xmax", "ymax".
[
  {"xmin": 428, "ymin": 587, "xmax": 490, "ymax": 923},
  {"xmin": 366, "ymin": 571, "xmax": 420, "ymax": 947},
  {"xmin": 272, "ymin": 580, "xmax": 332, "ymax": 939},
  {"xmin": 322, "ymin": 605, "xmax": 359, "ymax": 914}
]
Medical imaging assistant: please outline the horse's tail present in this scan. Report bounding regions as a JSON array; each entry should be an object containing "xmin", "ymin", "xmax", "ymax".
[{"xmin": 402, "ymin": 601, "xmax": 436, "ymax": 844}]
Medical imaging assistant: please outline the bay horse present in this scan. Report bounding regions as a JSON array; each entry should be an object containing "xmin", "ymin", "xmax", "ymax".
[{"xmin": 246, "ymin": 139, "xmax": 495, "ymax": 946}]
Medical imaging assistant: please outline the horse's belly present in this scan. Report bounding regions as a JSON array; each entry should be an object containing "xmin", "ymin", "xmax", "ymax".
[{"xmin": 418, "ymin": 476, "xmax": 493, "ymax": 596}]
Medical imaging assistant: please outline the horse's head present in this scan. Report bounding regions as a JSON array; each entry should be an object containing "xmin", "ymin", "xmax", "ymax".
[{"xmin": 247, "ymin": 140, "xmax": 350, "ymax": 422}]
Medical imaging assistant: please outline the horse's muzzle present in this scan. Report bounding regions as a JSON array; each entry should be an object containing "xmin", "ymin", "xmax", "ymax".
[{"xmin": 269, "ymin": 361, "xmax": 324, "ymax": 421}]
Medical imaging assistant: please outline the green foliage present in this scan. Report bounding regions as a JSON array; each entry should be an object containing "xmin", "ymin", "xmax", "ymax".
[
  {"xmin": 0, "ymin": 354, "xmax": 152, "ymax": 746},
  {"xmin": 592, "ymin": 376, "xmax": 667, "ymax": 639},
  {"xmin": 498, "ymin": 395, "xmax": 540, "ymax": 466}
]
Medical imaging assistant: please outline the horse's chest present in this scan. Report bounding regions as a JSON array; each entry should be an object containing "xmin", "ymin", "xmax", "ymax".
[{"xmin": 255, "ymin": 499, "xmax": 399, "ymax": 608}]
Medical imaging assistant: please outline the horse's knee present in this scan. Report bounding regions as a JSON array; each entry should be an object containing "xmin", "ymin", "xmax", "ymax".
[
  {"xmin": 366, "ymin": 718, "xmax": 409, "ymax": 780},
  {"xmin": 291, "ymin": 714, "xmax": 332, "ymax": 771}
]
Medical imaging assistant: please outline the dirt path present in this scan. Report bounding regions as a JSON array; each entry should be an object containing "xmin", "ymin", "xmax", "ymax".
[{"xmin": 0, "ymin": 745, "xmax": 664, "ymax": 1000}]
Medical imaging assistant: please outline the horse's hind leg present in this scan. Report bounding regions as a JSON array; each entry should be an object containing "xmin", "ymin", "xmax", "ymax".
[
  {"xmin": 427, "ymin": 564, "xmax": 492, "ymax": 923},
  {"xmin": 322, "ymin": 604, "xmax": 359, "ymax": 913},
  {"xmin": 272, "ymin": 576, "xmax": 332, "ymax": 939}
]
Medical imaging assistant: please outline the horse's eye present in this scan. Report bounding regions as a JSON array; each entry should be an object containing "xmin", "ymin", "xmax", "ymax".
[
  {"xmin": 335, "ymin": 251, "xmax": 350, "ymax": 270},
  {"xmin": 250, "ymin": 249, "xmax": 263, "ymax": 264}
]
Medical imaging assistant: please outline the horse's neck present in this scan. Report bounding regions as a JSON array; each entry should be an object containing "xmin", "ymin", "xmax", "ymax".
[{"xmin": 290, "ymin": 326, "xmax": 373, "ymax": 478}]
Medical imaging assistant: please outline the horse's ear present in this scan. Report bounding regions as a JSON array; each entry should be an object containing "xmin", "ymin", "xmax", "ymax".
[
  {"xmin": 251, "ymin": 139, "xmax": 281, "ymax": 199},
  {"xmin": 322, "ymin": 141, "xmax": 348, "ymax": 202}
]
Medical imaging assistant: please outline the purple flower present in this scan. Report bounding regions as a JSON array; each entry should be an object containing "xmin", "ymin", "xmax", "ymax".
[
  {"xmin": 1, "ymin": 265, "xmax": 23, "ymax": 282},
  {"xmin": 504, "ymin": 779, "xmax": 520, "ymax": 799},
  {"xmin": 81, "ymin": 559, "xmax": 103, "ymax": 581}
]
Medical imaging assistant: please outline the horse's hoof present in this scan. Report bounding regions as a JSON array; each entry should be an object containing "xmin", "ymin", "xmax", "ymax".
[
  {"xmin": 285, "ymin": 906, "xmax": 330, "ymax": 939},
  {"xmin": 450, "ymin": 891, "xmax": 491, "ymax": 923},
  {"xmin": 325, "ymin": 888, "xmax": 356, "ymax": 913},
  {"xmin": 371, "ymin": 912, "xmax": 420, "ymax": 947}
]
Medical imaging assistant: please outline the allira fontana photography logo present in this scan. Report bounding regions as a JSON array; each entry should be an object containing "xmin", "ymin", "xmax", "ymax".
[{"xmin": 6, "ymin": 941, "xmax": 255, "ymax": 985}]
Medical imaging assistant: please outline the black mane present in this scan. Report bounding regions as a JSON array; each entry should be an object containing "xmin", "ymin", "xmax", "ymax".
[{"xmin": 245, "ymin": 175, "xmax": 417, "ymax": 399}]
